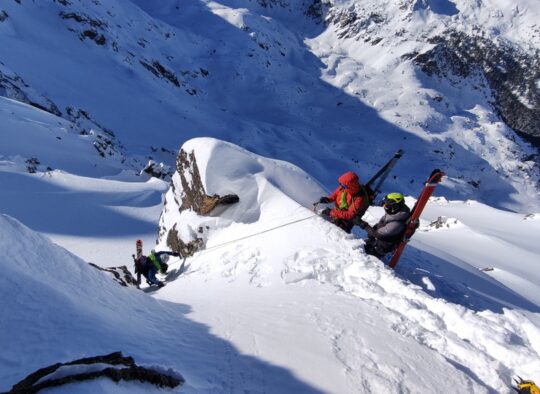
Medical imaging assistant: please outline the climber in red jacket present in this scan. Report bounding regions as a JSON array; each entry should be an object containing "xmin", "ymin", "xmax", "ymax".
[{"xmin": 318, "ymin": 171, "xmax": 371, "ymax": 233}]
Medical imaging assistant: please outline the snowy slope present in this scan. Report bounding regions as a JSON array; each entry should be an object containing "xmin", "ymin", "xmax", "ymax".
[
  {"xmin": 153, "ymin": 138, "xmax": 540, "ymax": 393},
  {"xmin": 1, "ymin": 0, "xmax": 540, "ymax": 392},
  {"xmin": 1, "ymin": 132, "xmax": 539, "ymax": 392},
  {"xmin": 0, "ymin": 213, "xmax": 333, "ymax": 393},
  {"xmin": 0, "ymin": 0, "xmax": 538, "ymax": 212},
  {"xmin": 0, "ymin": 97, "xmax": 168, "ymax": 264}
]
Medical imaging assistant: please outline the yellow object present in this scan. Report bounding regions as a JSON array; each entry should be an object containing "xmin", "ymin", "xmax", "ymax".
[{"xmin": 518, "ymin": 380, "xmax": 540, "ymax": 394}]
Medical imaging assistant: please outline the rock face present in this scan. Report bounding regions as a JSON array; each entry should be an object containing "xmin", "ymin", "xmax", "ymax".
[
  {"xmin": 158, "ymin": 148, "xmax": 239, "ymax": 258},
  {"xmin": 88, "ymin": 263, "xmax": 138, "ymax": 288},
  {"xmin": 307, "ymin": 0, "xmax": 540, "ymax": 149},
  {"xmin": 141, "ymin": 160, "xmax": 173, "ymax": 180},
  {"xmin": 0, "ymin": 64, "xmax": 62, "ymax": 116},
  {"xmin": 8, "ymin": 351, "xmax": 184, "ymax": 393},
  {"xmin": 175, "ymin": 149, "xmax": 239, "ymax": 215},
  {"xmin": 411, "ymin": 31, "xmax": 540, "ymax": 146}
]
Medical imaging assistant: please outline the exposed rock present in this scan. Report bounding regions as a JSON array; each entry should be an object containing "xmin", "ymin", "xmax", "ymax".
[
  {"xmin": 305, "ymin": 0, "xmax": 330, "ymax": 22},
  {"xmin": 93, "ymin": 135, "xmax": 116, "ymax": 157},
  {"xmin": 257, "ymin": 0, "xmax": 290, "ymax": 8},
  {"xmin": 88, "ymin": 263, "xmax": 138, "ymax": 287},
  {"xmin": 7, "ymin": 352, "xmax": 184, "ymax": 394},
  {"xmin": 0, "ymin": 10, "xmax": 8, "ymax": 22},
  {"xmin": 166, "ymin": 224, "xmax": 204, "ymax": 258},
  {"xmin": 60, "ymin": 11, "xmax": 109, "ymax": 47},
  {"xmin": 0, "ymin": 66, "xmax": 62, "ymax": 116},
  {"xmin": 140, "ymin": 59, "xmax": 180, "ymax": 87},
  {"xmin": 65, "ymin": 106, "xmax": 115, "ymax": 137},
  {"xmin": 59, "ymin": 11, "xmax": 106, "ymax": 28},
  {"xmin": 410, "ymin": 30, "xmax": 540, "ymax": 147},
  {"xmin": 160, "ymin": 149, "xmax": 240, "ymax": 258},
  {"xmin": 80, "ymin": 29, "xmax": 106, "ymax": 45},
  {"xmin": 176, "ymin": 149, "xmax": 239, "ymax": 215},
  {"xmin": 141, "ymin": 160, "xmax": 173, "ymax": 180},
  {"xmin": 25, "ymin": 158, "xmax": 40, "ymax": 174}
]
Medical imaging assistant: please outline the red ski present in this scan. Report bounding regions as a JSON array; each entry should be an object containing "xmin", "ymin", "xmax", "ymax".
[
  {"xmin": 388, "ymin": 170, "xmax": 445, "ymax": 269},
  {"xmin": 136, "ymin": 239, "xmax": 143, "ymax": 259}
]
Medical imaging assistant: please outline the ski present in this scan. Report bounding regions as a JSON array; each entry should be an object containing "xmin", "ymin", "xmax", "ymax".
[
  {"xmin": 313, "ymin": 149, "xmax": 404, "ymax": 214},
  {"xmin": 136, "ymin": 239, "xmax": 143, "ymax": 259},
  {"xmin": 388, "ymin": 169, "xmax": 445, "ymax": 269},
  {"xmin": 133, "ymin": 239, "xmax": 144, "ymax": 288},
  {"xmin": 366, "ymin": 149, "xmax": 404, "ymax": 199}
]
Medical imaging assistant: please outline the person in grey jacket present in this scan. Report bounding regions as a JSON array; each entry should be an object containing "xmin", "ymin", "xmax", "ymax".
[{"xmin": 356, "ymin": 192, "xmax": 411, "ymax": 258}]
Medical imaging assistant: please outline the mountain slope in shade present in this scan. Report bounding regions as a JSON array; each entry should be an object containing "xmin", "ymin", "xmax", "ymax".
[{"xmin": 0, "ymin": 0, "xmax": 538, "ymax": 212}]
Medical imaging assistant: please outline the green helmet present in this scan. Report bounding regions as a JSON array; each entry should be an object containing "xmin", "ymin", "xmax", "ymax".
[
  {"xmin": 385, "ymin": 192, "xmax": 404, "ymax": 204},
  {"xmin": 384, "ymin": 192, "xmax": 405, "ymax": 214}
]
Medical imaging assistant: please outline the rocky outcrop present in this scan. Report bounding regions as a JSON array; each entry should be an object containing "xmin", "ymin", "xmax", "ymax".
[
  {"xmin": 141, "ymin": 160, "xmax": 174, "ymax": 180},
  {"xmin": 306, "ymin": 1, "xmax": 540, "ymax": 149},
  {"xmin": 166, "ymin": 224, "xmax": 205, "ymax": 258},
  {"xmin": 59, "ymin": 10, "xmax": 109, "ymax": 47},
  {"xmin": 176, "ymin": 149, "xmax": 239, "ymax": 215},
  {"xmin": 7, "ymin": 352, "xmax": 184, "ymax": 394},
  {"xmin": 160, "ymin": 148, "xmax": 240, "ymax": 258},
  {"xmin": 411, "ymin": 30, "xmax": 540, "ymax": 147},
  {"xmin": 139, "ymin": 59, "xmax": 181, "ymax": 87},
  {"xmin": 88, "ymin": 263, "xmax": 138, "ymax": 287},
  {"xmin": 257, "ymin": 0, "xmax": 290, "ymax": 8},
  {"xmin": 0, "ymin": 64, "xmax": 62, "ymax": 116}
]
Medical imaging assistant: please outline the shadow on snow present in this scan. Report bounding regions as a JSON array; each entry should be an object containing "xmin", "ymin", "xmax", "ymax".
[{"xmin": 394, "ymin": 244, "xmax": 540, "ymax": 314}]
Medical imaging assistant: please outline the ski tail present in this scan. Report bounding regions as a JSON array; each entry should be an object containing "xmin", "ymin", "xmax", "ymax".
[
  {"xmin": 136, "ymin": 239, "xmax": 143, "ymax": 259},
  {"xmin": 366, "ymin": 149, "xmax": 403, "ymax": 199},
  {"xmin": 388, "ymin": 169, "xmax": 444, "ymax": 269}
]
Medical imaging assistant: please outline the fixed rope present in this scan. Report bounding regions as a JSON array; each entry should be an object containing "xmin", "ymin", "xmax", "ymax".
[
  {"xmin": 200, "ymin": 214, "xmax": 317, "ymax": 254},
  {"xmin": 167, "ymin": 213, "xmax": 318, "ymax": 272}
]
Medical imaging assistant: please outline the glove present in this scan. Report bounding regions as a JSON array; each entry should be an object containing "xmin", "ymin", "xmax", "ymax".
[
  {"xmin": 319, "ymin": 197, "xmax": 331, "ymax": 204},
  {"xmin": 357, "ymin": 220, "xmax": 369, "ymax": 229}
]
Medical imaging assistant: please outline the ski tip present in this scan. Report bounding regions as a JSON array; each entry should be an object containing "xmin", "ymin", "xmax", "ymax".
[{"xmin": 427, "ymin": 169, "xmax": 445, "ymax": 183}]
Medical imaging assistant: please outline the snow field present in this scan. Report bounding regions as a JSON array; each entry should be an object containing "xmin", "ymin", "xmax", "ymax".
[
  {"xmin": 154, "ymin": 138, "xmax": 540, "ymax": 393},
  {"xmin": 0, "ymin": 0, "xmax": 539, "ymax": 391}
]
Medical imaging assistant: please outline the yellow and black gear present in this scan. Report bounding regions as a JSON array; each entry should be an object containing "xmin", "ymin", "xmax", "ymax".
[{"xmin": 516, "ymin": 379, "xmax": 540, "ymax": 394}]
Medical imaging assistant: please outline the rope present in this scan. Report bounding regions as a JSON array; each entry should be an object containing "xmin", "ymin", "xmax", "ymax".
[
  {"xmin": 166, "ymin": 213, "xmax": 319, "ymax": 272},
  {"xmin": 199, "ymin": 214, "xmax": 317, "ymax": 255}
]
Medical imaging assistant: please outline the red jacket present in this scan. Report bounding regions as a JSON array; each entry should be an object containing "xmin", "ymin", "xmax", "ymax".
[{"xmin": 327, "ymin": 171, "xmax": 367, "ymax": 221}]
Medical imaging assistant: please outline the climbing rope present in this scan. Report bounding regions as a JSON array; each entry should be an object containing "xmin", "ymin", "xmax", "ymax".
[
  {"xmin": 200, "ymin": 214, "xmax": 317, "ymax": 254},
  {"xmin": 166, "ymin": 213, "xmax": 319, "ymax": 272}
]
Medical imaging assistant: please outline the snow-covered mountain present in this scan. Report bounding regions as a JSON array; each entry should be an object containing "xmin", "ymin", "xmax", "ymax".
[
  {"xmin": 1, "ymin": 0, "xmax": 538, "ymax": 210},
  {"xmin": 1, "ymin": 0, "xmax": 540, "ymax": 393}
]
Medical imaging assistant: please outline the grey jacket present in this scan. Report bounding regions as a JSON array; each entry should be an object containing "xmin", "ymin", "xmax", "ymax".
[
  {"xmin": 365, "ymin": 205, "xmax": 411, "ymax": 254},
  {"xmin": 370, "ymin": 206, "xmax": 411, "ymax": 241}
]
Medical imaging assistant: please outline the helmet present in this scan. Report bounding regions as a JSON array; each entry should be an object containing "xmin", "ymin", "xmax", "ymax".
[{"xmin": 384, "ymin": 192, "xmax": 404, "ymax": 214}]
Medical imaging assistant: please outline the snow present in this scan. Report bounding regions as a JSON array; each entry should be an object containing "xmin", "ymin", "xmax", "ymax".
[
  {"xmin": 1, "ymin": 0, "xmax": 538, "ymax": 212},
  {"xmin": 0, "ymin": 133, "xmax": 539, "ymax": 392},
  {"xmin": 154, "ymin": 139, "xmax": 540, "ymax": 393},
  {"xmin": 0, "ymin": 0, "xmax": 540, "ymax": 392}
]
